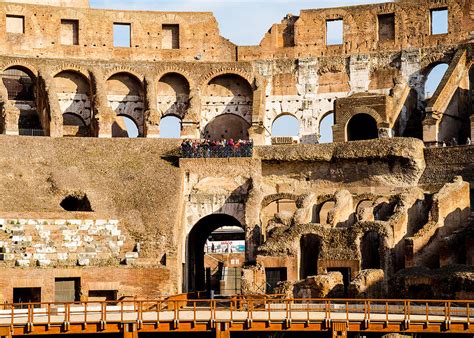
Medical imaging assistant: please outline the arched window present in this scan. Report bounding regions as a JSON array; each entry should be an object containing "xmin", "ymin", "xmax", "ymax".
[
  {"xmin": 425, "ymin": 63, "xmax": 448, "ymax": 99},
  {"xmin": 319, "ymin": 112, "xmax": 334, "ymax": 143},
  {"xmin": 346, "ymin": 114, "xmax": 378, "ymax": 141},
  {"xmin": 54, "ymin": 70, "xmax": 92, "ymax": 137},
  {"xmin": 271, "ymin": 114, "xmax": 299, "ymax": 137},
  {"xmin": 112, "ymin": 115, "xmax": 139, "ymax": 138},
  {"xmin": 106, "ymin": 73, "xmax": 144, "ymax": 137},
  {"xmin": 160, "ymin": 116, "xmax": 181, "ymax": 138},
  {"xmin": 157, "ymin": 73, "xmax": 190, "ymax": 118}
]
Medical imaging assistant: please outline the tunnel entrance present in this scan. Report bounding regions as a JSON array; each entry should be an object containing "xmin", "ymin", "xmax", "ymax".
[
  {"xmin": 346, "ymin": 113, "xmax": 378, "ymax": 141},
  {"xmin": 187, "ymin": 214, "xmax": 244, "ymax": 295}
]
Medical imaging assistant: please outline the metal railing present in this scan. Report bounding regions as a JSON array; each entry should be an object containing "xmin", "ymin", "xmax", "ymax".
[
  {"xmin": 1, "ymin": 298, "xmax": 473, "ymax": 329},
  {"xmin": 181, "ymin": 144, "xmax": 253, "ymax": 158}
]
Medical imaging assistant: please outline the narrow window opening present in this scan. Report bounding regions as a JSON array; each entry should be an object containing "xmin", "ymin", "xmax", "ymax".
[
  {"xmin": 378, "ymin": 13, "xmax": 395, "ymax": 41},
  {"xmin": 113, "ymin": 23, "xmax": 131, "ymax": 48},
  {"xmin": 326, "ymin": 19, "xmax": 343, "ymax": 46},
  {"xmin": 6, "ymin": 15, "xmax": 24, "ymax": 34},
  {"xmin": 13, "ymin": 287, "xmax": 41, "ymax": 305},
  {"xmin": 265, "ymin": 268, "xmax": 287, "ymax": 294},
  {"xmin": 431, "ymin": 8, "xmax": 448, "ymax": 35},
  {"xmin": 162, "ymin": 24, "xmax": 179, "ymax": 49},
  {"xmin": 61, "ymin": 19, "xmax": 79, "ymax": 46}
]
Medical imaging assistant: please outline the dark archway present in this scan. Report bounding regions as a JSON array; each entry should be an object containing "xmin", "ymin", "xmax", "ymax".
[
  {"xmin": 346, "ymin": 113, "xmax": 378, "ymax": 141},
  {"xmin": 361, "ymin": 231, "xmax": 381, "ymax": 270},
  {"xmin": 203, "ymin": 114, "xmax": 250, "ymax": 141},
  {"xmin": 187, "ymin": 214, "xmax": 243, "ymax": 293},
  {"xmin": 299, "ymin": 234, "xmax": 321, "ymax": 279}
]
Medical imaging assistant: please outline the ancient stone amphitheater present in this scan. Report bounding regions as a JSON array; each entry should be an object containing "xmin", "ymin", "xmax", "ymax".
[{"xmin": 0, "ymin": 0, "xmax": 472, "ymax": 306}]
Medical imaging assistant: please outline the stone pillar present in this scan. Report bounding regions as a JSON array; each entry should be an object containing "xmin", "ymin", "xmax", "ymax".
[
  {"xmin": 422, "ymin": 113, "xmax": 440, "ymax": 147},
  {"xmin": 3, "ymin": 104, "xmax": 20, "ymax": 135},
  {"xmin": 122, "ymin": 323, "xmax": 138, "ymax": 338},
  {"xmin": 144, "ymin": 75, "xmax": 160, "ymax": 138},
  {"xmin": 39, "ymin": 67, "xmax": 63, "ymax": 137},
  {"xmin": 378, "ymin": 122, "xmax": 394, "ymax": 139},
  {"xmin": 250, "ymin": 87, "xmax": 266, "ymax": 145},
  {"xmin": 215, "ymin": 322, "xmax": 230, "ymax": 338},
  {"xmin": 470, "ymin": 115, "xmax": 474, "ymax": 140},
  {"xmin": 182, "ymin": 87, "xmax": 200, "ymax": 139},
  {"xmin": 90, "ymin": 68, "xmax": 115, "ymax": 138}
]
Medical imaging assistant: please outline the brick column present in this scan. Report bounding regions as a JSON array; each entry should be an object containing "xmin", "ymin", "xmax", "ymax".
[
  {"xmin": 90, "ymin": 68, "xmax": 115, "ymax": 138},
  {"xmin": 144, "ymin": 75, "xmax": 160, "ymax": 138},
  {"xmin": 39, "ymin": 67, "xmax": 63, "ymax": 137},
  {"xmin": 249, "ymin": 87, "xmax": 266, "ymax": 145},
  {"xmin": 181, "ymin": 87, "xmax": 200, "ymax": 139},
  {"xmin": 422, "ymin": 113, "xmax": 440, "ymax": 147}
]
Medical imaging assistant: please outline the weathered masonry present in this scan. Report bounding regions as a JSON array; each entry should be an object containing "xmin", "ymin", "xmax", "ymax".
[{"xmin": 0, "ymin": 0, "xmax": 472, "ymax": 307}]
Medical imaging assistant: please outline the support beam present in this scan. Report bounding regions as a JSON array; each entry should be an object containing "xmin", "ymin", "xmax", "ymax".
[
  {"xmin": 122, "ymin": 323, "xmax": 138, "ymax": 338},
  {"xmin": 215, "ymin": 322, "xmax": 230, "ymax": 338}
]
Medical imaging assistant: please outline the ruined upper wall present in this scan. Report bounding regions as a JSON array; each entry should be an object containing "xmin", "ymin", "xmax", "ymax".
[
  {"xmin": 0, "ymin": 2, "xmax": 236, "ymax": 62},
  {"xmin": 0, "ymin": 0, "xmax": 471, "ymax": 62},
  {"xmin": 239, "ymin": 0, "xmax": 473, "ymax": 60},
  {"xmin": 0, "ymin": 0, "xmax": 89, "ymax": 7}
]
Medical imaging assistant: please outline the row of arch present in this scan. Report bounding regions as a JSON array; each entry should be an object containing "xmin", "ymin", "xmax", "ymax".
[{"xmin": 1, "ymin": 65, "xmax": 255, "ymax": 140}]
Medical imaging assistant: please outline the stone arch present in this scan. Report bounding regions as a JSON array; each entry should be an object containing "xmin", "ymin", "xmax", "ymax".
[
  {"xmin": 201, "ymin": 73, "xmax": 254, "ymax": 139},
  {"xmin": 106, "ymin": 72, "xmax": 145, "ymax": 137},
  {"xmin": 157, "ymin": 72, "xmax": 190, "ymax": 119},
  {"xmin": 2, "ymin": 65, "xmax": 43, "ymax": 135},
  {"xmin": 1, "ymin": 63, "xmax": 38, "ymax": 79},
  {"xmin": 271, "ymin": 113, "xmax": 300, "ymax": 137},
  {"xmin": 346, "ymin": 113, "xmax": 379, "ymax": 141},
  {"xmin": 112, "ymin": 114, "xmax": 140, "ymax": 138},
  {"xmin": 261, "ymin": 193, "xmax": 300, "ymax": 209},
  {"xmin": 186, "ymin": 213, "xmax": 244, "ymax": 292},
  {"xmin": 200, "ymin": 69, "xmax": 255, "ymax": 92},
  {"xmin": 54, "ymin": 70, "xmax": 92, "ymax": 137}
]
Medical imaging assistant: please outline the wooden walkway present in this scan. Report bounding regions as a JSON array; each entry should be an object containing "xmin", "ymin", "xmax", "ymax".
[{"xmin": 0, "ymin": 298, "xmax": 474, "ymax": 337}]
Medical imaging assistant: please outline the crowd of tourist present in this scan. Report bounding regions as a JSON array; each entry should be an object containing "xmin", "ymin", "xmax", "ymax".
[{"xmin": 181, "ymin": 138, "xmax": 254, "ymax": 158}]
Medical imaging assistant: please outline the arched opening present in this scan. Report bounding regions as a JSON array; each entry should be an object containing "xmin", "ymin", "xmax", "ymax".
[
  {"xmin": 157, "ymin": 73, "xmax": 190, "ymax": 119},
  {"xmin": 2, "ymin": 67, "xmax": 43, "ymax": 136},
  {"xmin": 106, "ymin": 73, "xmax": 144, "ymax": 137},
  {"xmin": 424, "ymin": 63, "xmax": 449, "ymax": 99},
  {"xmin": 260, "ymin": 198, "xmax": 297, "ymax": 238},
  {"xmin": 316, "ymin": 201, "xmax": 336, "ymax": 224},
  {"xmin": 187, "ymin": 214, "xmax": 244, "ymax": 294},
  {"xmin": 300, "ymin": 234, "xmax": 320, "ymax": 279},
  {"xmin": 203, "ymin": 114, "xmax": 250, "ymax": 141},
  {"xmin": 271, "ymin": 114, "xmax": 299, "ymax": 137},
  {"xmin": 54, "ymin": 70, "xmax": 91, "ymax": 137},
  {"xmin": 356, "ymin": 200, "xmax": 374, "ymax": 222},
  {"xmin": 346, "ymin": 114, "xmax": 378, "ymax": 141},
  {"xmin": 201, "ymin": 74, "xmax": 253, "ymax": 140},
  {"xmin": 361, "ymin": 231, "xmax": 381, "ymax": 269},
  {"xmin": 319, "ymin": 112, "xmax": 334, "ymax": 143},
  {"xmin": 112, "ymin": 115, "xmax": 139, "ymax": 138},
  {"xmin": 160, "ymin": 115, "xmax": 181, "ymax": 138},
  {"xmin": 394, "ymin": 89, "xmax": 423, "ymax": 140}
]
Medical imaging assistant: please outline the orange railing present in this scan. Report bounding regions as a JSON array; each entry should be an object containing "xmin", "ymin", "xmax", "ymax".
[{"xmin": 0, "ymin": 298, "xmax": 473, "ymax": 329}]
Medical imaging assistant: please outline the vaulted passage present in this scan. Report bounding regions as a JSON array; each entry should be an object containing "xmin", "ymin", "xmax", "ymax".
[
  {"xmin": 54, "ymin": 70, "xmax": 92, "ymax": 137},
  {"xmin": 106, "ymin": 73, "xmax": 144, "ymax": 137},
  {"xmin": 201, "ymin": 74, "xmax": 253, "ymax": 140},
  {"xmin": 187, "ymin": 214, "xmax": 244, "ymax": 294},
  {"xmin": 346, "ymin": 114, "xmax": 378, "ymax": 141}
]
